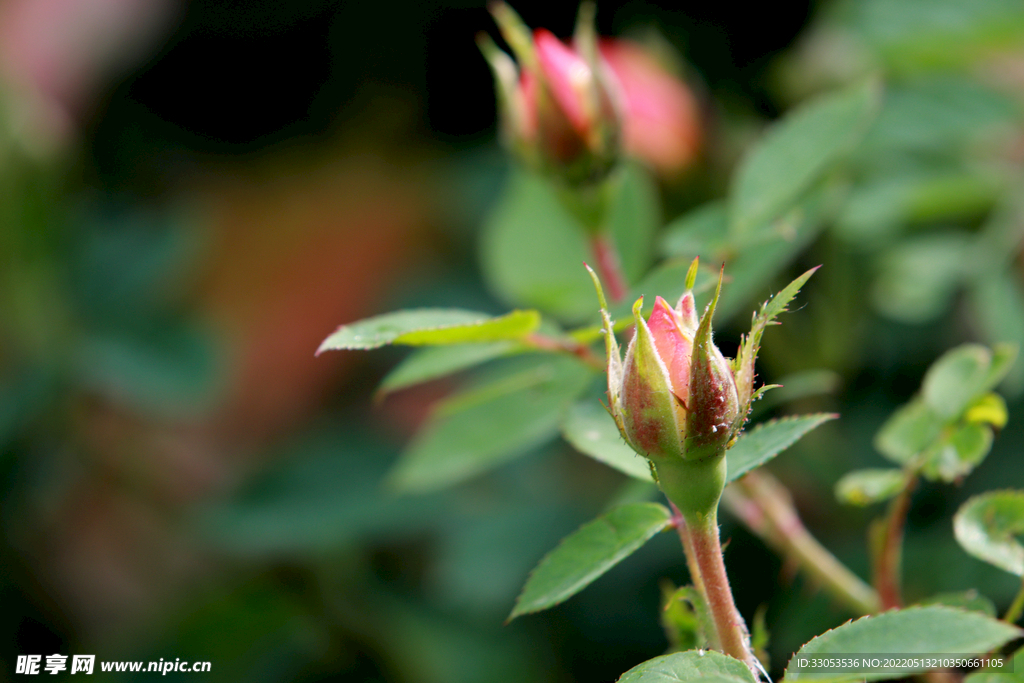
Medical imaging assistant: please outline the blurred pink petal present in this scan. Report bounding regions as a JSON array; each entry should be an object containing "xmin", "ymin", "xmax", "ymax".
[{"xmin": 600, "ymin": 38, "xmax": 701, "ymax": 175}]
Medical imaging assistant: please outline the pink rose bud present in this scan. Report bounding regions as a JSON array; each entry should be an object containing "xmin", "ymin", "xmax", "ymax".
[
  {"xmin": 601, "ymin": 258, "xmax": 740, "ymax": 463},
  {"xmin": 479, "ymin": 3, "xmax": 620, "ymax": 183},
  {"xmin": 598, "ymin": 38, "xmax": 702, "ymax": 177}
]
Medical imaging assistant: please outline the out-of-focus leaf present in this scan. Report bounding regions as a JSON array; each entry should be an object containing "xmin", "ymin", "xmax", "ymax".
[
  {"xmin": 480, "ymin": 170, "xmax": 590, "ymax": 320},
  {"xmin": 844, "ymin": 0, "xmax": 1024, "ymax": 72},
  {"xmin": 480, "ymin": 166, "xmax": 658, "ymax": 322},
  {"xmin": 838, "ymin": 173, "xmax": 1002, "ymax": 242},
  {"xmin": 388, "ymin": 357, "xmax": 593, "ymax": 493},
  {"xmin": 871, "ymin": 233, "xmax": 971, "ymax": 324},
  {"xmin": 661, "ymin": 584, "xmax": 711, "ymax": 653},
  {"xmin": 917, "ymin": 590, "xmax": 997, "ymax": 617},
  {"xmin": 835, "ymin": 468, "xmax": 906, "ymax": 506},
  {"xmin": 608, "ymin": 163, "xmax": 661, "ymax": 284},
  {"xmin": 954, "ymin": 490, "xmax": 1024, "ymax": 576},
  {"xmin": 561, "ymin": 400, "xmax": 653, "ymax": 481},
  {"xmin": 75, "ymin": 325, "xmax": 222, "ymax": 419},
  {"xmin": 748, "ymin": 369, "xmax": 842, "ymax": 417},
  {"xmin": 785, "ymin": 605, "xmax": 1023, "ymax": 682},
  {"xmin": 508, "ymin": 502, "xmax": 672, "ymax": 619},
  {"xmin": 377, "ymin": 342, "xmax": 519, "ymax": 396},
  {"xmin": 729, "ymin": 80, "xmax": 879, "ymax": 238},
  {"xmin": 862, "ymin": 78, "xmax": 1018, "ymax": 155},
  {"xmin": 201, "ymin": 428, "xmax": 446, "ymax": 554},
  {"xmin": 971, "ymin": 272, "xmax": 1024, "ymax": 394},
  {"xmin": 618, "ymin": 650, "xmax": 757, "ymax": 683},
  {"xmin": 920, "ymin": 422, "xmax": 993, "ymax": 483},
  {"xmin": 432, "ymin": 503, "xmax": 583, "ymax": 617},
  {"xmin": 922, "ymin": 343, "xmax": 1016, "ymax": 419},
  {"xmin": 316, "ymin": 309, "xmax": 539, "ymax": 353},
  {"xmin": 661, "ymin": 202, "xmax": 729, "ymax": 257},
  {"xmin": 716, "ymin": 228, "xmax": 823, "ymax": 323},
  {"xmin": 71, "ymin": 206, "xmax": 205, "ymax": 321},
  {"xmin": 727, "ymin": 413, "xmax": 838, "ymax": 482},
  {"xmin": 874, "ymin": 398, "xmax": 943, "ymax": 464}
]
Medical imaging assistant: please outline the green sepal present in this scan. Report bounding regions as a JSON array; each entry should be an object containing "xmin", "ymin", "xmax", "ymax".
[
  {"xmin": 734, "ymin": 266, "xmax": 820, "ymax": 419},
  {"xmin": 586, "ymin": 264, "xmax": 625, "ymax": 434},
  {"xmin": 488, "ymin": 2, "xmax": 536, "ymax": 70},
  {"xmin": 620, "ymin": 296, "xmax": 684, "ymax": 461},
  {"xmin": 684, "ymin": 268, "xmax": 739, "ymax": 462}
]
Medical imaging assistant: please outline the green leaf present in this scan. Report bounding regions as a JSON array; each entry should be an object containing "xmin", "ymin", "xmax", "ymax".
[
  {"xmin": 785, "ymin": 605, "xmax": 1023, "ymax": 682},
  {"xmin": 661, "ymin": 201, "xmax": 729, "ymax": 257},
  {"xmin": 200, "ymin": 427, "xmax": 447, "ymax": 554},
  {"xmin": 971, "ymin": 273, "xmax": 1024, "ymax": 395},
  {"xmin": 608, "ymin": 163, "xmax": 661, "ymax": 284},
  {"xmin": 726, "ymin": 413, "xmax": 838, "ymax": 482},
  {"xmin": 920, "ymin": 423, "xmax": 993, "ymax": 483},
  {"xmin": 480, "ymin": 165, "xmax": 659, "ymax": 322},
  {"xmin": 954, "ymin": 490, "xmax": 1024, "ymax": 576},
  {"xmin": 617, "ymin": 650, "xmax": 758, "ymax": 683},
  {"xmin": 922, "ymin": 343, "xmax": 1016, "ymax": 419},
  {"xmin": 661, "ymin": 584, "xmax": 711, "ymax": 652},
  {"xmin": 916, "ymin": 590, "xmax": 997, "ymax": 617},
  {"xmin": 874, "ymin": 398, "xmax": 944, "ymax": 465},
  {"xmin": 838, "ymin": 173, "xmax": 1002, "ymax": 244},
  {"xmin": 846, "ymin": 0, "xmax": 1024, "ymax": 73},
  {"xmin": 871, "ymin": 233, "xmax": 972, "ymax": 324},
  {"xmin": 747, "ymin": 369, "xmax": 842, "ymax": 418},
  {"xmin": 76, "ymin": 325, "xmax": 222, "ymax": 420},
  {"xmin": 317, "ymin": 309, "xmax": 540, "ymax": 353},
  {"xmin": 508, "ymin": 502, "xmax": 672, "ymax": 620},
  {"xmin": 378, "ymin": 342, "xmax": 519, "ymax": 396},
  {"xmin": 729, "ymin": 80, "xmax": 880, "ymax": 238},
  {"xmin": 561, "ymin": 401, "xmax": 653, "ymax": 482},
  {"xmin": 835, "ymin": 469, "xmax": 906, "ymax": 506},
  {"xmin": 388, "ymin": 357, "xmax": 593, "ymax": 493}
]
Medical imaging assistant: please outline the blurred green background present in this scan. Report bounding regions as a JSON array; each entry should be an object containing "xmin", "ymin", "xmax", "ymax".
[{"xmin": 1, "ymin": 0, "xmax": 1023, "ymax": 681}]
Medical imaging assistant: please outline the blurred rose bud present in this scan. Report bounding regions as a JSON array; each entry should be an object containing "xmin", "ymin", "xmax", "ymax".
[
  {"xmin": 600, "ymin": 258, "xmax": 739, "ymax": 464},
  {"xmin": 478, "ymin": 3, "xmax": 620, "ymax": 184},
  {"xmin": 598, "ymin": 38, "xmax": 701, "ymax": 177},
  {"xmin": 0, "ymin": 0, "xmax": 177, "ymax": 147},
  {"xmin": 479, "ymin": 4, "xmax": 702, "ymax": 182}
]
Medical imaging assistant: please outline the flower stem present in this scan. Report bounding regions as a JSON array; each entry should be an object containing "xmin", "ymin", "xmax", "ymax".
[
  {"xmin": 669, "ymin": 503, "xmax": 718, "ymax": 648},
  {"xmin": 676, "ymin": 507, "xmax": 759, "ymax": 675},
  {"xmin": 590, "ymin": 232, "xmax": 628, "ymax": 303},
  {"xmin": 727, "ymin": 471, "xmax": 881, "ymax": 616},
  {"xmin": 1004, "ymin": 576, "xmax": 1024, "ymax": 624},
  {"xmin": 874, "ymin": 472, "xmax": 917, "ymax": 611}
]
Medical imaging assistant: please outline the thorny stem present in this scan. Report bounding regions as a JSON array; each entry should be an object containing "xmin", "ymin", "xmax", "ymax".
[
  {"xmin": 524, "ymin": 332, "xmax": 604, "ymax": 370},
  {"xmin": 672, "ymin": 506, "xmax": 759, "ymax": 676},
  {"xmin": 590, "ymin": 232, "xmax": 628, "ymax": 303},
  {"xmin": 1004, "ymin": 576, "xmax": 1024, "ymax": 624},
  {"xmin": 726, "ymin": 471, "xmax": 881, "ymax": 616},
  {"xmin": 874, "ymin": 471, "xmax": 917, "ymax": 611}
]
